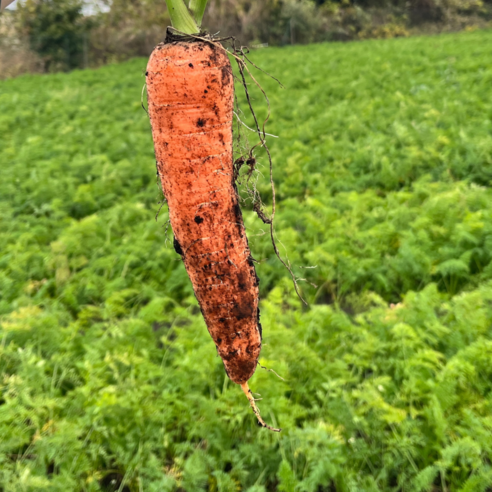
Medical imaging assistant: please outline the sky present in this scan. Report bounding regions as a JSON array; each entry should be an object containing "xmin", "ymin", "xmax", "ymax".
[
  {"xmin": 2, "ymin": 0, "xmax": 110, "ymax": 13},
  {"xmin": 2, "ymin": 0, "xmax": 17, "ymax": 10}
]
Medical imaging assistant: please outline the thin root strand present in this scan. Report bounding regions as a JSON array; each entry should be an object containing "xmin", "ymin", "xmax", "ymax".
[
  {"xmin": 258, "ymin": 363, "xmax": 286, "ymax": 381},
  {"xmin": 241, "ymin": 382, "xmax": 281, "ymax": 432}
]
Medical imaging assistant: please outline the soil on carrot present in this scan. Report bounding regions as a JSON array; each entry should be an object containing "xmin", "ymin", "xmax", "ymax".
[
  {"xmin": 146, "ymin": 37, "xmax": 262, "ymax": 387},
  {"xmin": 153, "ymin": 27, "xmax": 308, "ymax": 307}
]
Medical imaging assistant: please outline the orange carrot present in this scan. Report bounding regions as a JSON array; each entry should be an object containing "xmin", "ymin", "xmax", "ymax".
[{"xmin": 146, "ymin": 40, "xmax": 279, "ymax": 431}]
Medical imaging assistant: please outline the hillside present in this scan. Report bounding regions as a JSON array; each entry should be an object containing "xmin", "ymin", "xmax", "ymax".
[{"xmin": 1, "ymin": 30, "xmax": 492, "ymax": 491}]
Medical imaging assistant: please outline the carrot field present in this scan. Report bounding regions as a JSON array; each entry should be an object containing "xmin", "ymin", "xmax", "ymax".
[{"xmin": 1, "ymin": 29, "xmax": 492, "ymax": 491}]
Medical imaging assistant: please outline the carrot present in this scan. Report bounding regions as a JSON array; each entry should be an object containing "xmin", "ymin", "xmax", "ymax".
[{"xmin": 146, "ymin": 39, "xmax": 280, "ymax": 431}]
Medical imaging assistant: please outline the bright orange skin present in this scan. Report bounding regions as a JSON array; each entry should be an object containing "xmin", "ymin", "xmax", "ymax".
[{"xmin": 146, "ymin": 41, "xmax": 262, "ymax": 384}]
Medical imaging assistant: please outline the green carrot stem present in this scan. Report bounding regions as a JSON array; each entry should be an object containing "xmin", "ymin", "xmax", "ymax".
[
  {"xmin": 189, "ymin": 0, "xmax": 208, "ymax": 26},
  {"xmin": 164, "ymin": 0, "xmax": 200, "ymax": 34}
]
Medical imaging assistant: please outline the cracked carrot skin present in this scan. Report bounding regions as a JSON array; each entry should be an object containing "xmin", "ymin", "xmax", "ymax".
[{"xmin": 146, "ymin": 40, "xmax": 262, "ymax": 385}]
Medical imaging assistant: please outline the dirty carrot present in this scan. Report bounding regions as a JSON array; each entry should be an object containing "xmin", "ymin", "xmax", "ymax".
[{"xmin": 146, "ymin": 38, "xmax": 280, "ymax": 432}]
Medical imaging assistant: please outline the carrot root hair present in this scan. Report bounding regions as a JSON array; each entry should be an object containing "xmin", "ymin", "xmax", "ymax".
[{"xmin": 240, "ymin": 382, "xmax": 281, "ymax": 432}]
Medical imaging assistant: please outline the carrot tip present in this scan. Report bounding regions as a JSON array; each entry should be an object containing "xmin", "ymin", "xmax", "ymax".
[{"xmin": 240, "ymin": 382, "xmax": 281, "ymax": 432}]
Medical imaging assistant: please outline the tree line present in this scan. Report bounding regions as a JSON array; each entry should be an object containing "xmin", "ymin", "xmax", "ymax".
[{"xmin": 2, "ymin": 0, "xmax": 491, "ymax": 76}]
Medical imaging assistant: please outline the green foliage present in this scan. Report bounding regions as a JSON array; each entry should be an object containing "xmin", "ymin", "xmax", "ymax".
[
  {"xmin": 241, "ymin": 31, "xmax": 492, "ymax": 304},
  {"xmin": 1, "ymin": 30, "xmax": 492, "ymax": 490}
]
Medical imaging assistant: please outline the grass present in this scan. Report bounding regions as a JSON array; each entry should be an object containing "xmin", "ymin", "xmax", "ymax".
[{"xmin": 1, "ymin": 29, "xmax": 492, "ymax": 491}]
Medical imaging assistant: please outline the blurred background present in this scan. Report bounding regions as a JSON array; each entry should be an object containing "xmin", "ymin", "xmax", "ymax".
[
  {"xmin": 2, "ymin": 1, "xmax": 492, "ymax": 491},
  {"xmin": 1, "ymin": 0, "xmax": 492, "ymax": 79}
]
